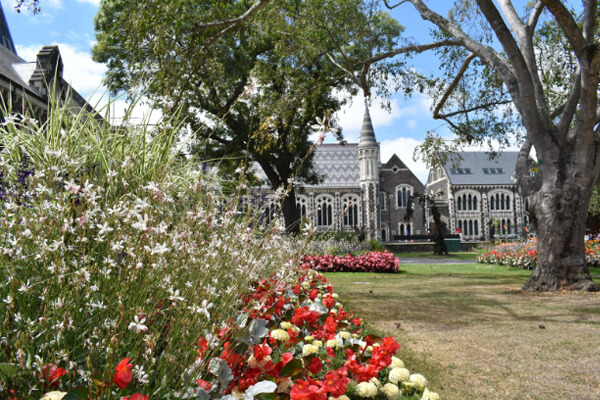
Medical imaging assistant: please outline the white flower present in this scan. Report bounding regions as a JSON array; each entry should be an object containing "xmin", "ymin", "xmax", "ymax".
[
  {"xmin": 390, "ymin": 356, "xmax": 404, "ymax": 368},
  {"xmin": 421, "ymin": 388, "xmax": 440, "ymax": 400},
  {"xmin": 409, "ymin": 374, "xmax": 428, "ymax": 392},
  {"xmin": 369, "ymin": 378, "xmax": 381, "ymax": 388},
  {"xmin": 198, "ymin": 299, "xmax": 213, "ymax": 319},
  {"xmin": 325, "ymin": 338, "xmax": 340, "ymax": 349},
  {"xmin": 128, "ymin": 315, "xmax": 148, "ymax": 333},
  {"xmin": 355, "ymin": 382, "xmax": 378, "ymax": 398},
  {"xmin": 380, "ymin": 383, "xmax": 400, "ymax": 400},
  {"xmin": 338, "ymin": 331, "xmax": 351, "ymax": 339},
  {"xmin": 329, "ymin": 396, "xmax": 350, "ymax": 400},
  {"xmin": 389, "ymin": 367, "xmax": 410, "ymax": 384},
  {"xmin": 40, "ymin": 392, "xmax": 67, "ymax": 400},
  {"xmin": 97, "ymin": 222, "xmax": 114, "ymax": 236},
  {"xmin": 280, "ymin": 321, "xmax": 293, "ymax": 330}
]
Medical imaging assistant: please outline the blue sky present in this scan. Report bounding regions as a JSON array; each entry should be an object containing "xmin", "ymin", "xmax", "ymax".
[{"xmin": 5, "ymin": 0, "xmax": 467, "ymax": 183}]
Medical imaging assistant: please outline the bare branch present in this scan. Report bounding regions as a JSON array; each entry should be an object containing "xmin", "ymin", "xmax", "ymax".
[
  {"xmin": 433, "ymin": 53, "xmax": 475, "ymax": 119},
  {"xmin": 475, "ymin": 0, "xmax": 547, "ymax": 132},
  {"xmin": 437, "ymin": 99, "xmax": 513, "ymax": 119},
  {"xmin": 326, "ymin": 53, "xmax": 362, "ymax": 88},
  {"xmin": 541, "ymin": 0, "xmax": 587, "ymax": 57},
  {"xmin": 514, "ymin": 138, "xmax": 538, "ymax": 197},
  {"xmin": 583, "ymin": 0, "xmax": 598, "ymax": 42},
  {"xmin": 355, "ymin": 39, "xmax": 461, "ymax": 66},
  {"xmin": 560, "ymin": 69, "xmax": 581, "ymax": 140},
  {"xmin": 436, "ymin": 115, "xmax": 475, "ymax": 142},
  {"xmin": 383, "ymin": 0, "xmax": 410, "ymax": 10},
  {"xmin": 527, "ymin": 1, "xmax": 545, "ymax": 30}
]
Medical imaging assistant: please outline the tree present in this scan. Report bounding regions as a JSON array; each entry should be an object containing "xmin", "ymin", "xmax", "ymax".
[
  {"xmin": 373, "ymin": 0, "xmax": 599, "ymax": 291},
  {"xmin": 93, "ymin": 0, "xmax": 404, "ymax": 234}
]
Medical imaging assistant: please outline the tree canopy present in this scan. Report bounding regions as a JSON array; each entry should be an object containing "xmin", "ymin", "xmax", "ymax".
[{"xmin": 93, "ymin": 0, "xmax": 405, "ymax": 233}]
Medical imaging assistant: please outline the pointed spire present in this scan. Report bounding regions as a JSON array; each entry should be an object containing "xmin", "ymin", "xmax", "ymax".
[
  {"xmin": 0, "ymin": 3, "xmax": 17, "ymax": 56},
  {"xmin": 358, "ymin": 102, "xmax": 377, "ymax": 148}
]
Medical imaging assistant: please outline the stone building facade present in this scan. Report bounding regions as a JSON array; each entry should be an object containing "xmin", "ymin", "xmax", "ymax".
[
  {"xmin": 264, "ymin": 106, "xmax": 426, "ymax": 241},
  {"xmin": 426, "ymin": 152, "xmax": 529, "ymax": 240}
]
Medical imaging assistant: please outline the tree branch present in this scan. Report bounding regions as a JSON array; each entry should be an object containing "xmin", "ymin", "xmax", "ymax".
[
  {"xmin": 541, "ymin": 0, "xmax": 587, "ymax": 57},
  {"xmin": 200, "ymin": 0, "xmax": 273, "ymax": 51},
  {"xmin": 194, "ymin": 0, "xmax": 273, "ymax": 30},
  {"xmin": 437, "ymin": 99, "xmax": 513, "ymax": 119},
  {"xmin": 382, "ymin": 0, "xmax": 410, "ymax": 10},
  {"xmin": 527, "ymin": 1, "xmax": 545, "ymax": 30},
  {"xmin": 433, "ymin": 53, "xmax": 475, "ymax": 119},
  {"xmin": 355, "ymin": 39, "xmax": 461, "ymax": 66},
  {"xmin": 326, "ymin": 53, "xmax": 362, "ymax": 88},
  {"xmin": 514, "ymin": 138, "xmax": 538, "ymax": 197},
  {"xmin": 475, "ymin": 0, "xmax": 547, "ymax": 133},
  {"xmin": 582, "ymin": 0, "xmax": 597, "ymax": 42},
  {"xmin": 560, "ymin": 68, "xmax": 581, "ymax": 140}
]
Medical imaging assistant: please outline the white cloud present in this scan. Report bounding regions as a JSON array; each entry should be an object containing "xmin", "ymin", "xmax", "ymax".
[
  {"xmin": 380, "ymin": 137, "xmax": 429, "ymax": 184},
  {"xmin": 75, "ymin": 0, "xmax": 101, "ymax": 6}
]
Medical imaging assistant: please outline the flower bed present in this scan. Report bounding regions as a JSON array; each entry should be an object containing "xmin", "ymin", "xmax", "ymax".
[
  {"xmin": 302, "ymin": 251, "xmax": 399, "ymax": 273},
  {"xmin": 191, "ymin": 265, "xmax": 438, "ymax": 400},
  {"xmin": 475, "ymin": 239, "xmax": 600, "ymax": 269}
]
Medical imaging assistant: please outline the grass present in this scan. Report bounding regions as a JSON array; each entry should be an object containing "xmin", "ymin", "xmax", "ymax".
[
  {"xmin": 396, "ymin": 251, "xmax": 480, "ymax": 261},
  {"xmin": 325, "ymin": 263, "xmax": 600, "ymax": 400}
]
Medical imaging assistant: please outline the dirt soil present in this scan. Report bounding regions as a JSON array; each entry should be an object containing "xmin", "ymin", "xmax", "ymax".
[{"xmin": 328, "ymin": 273, "xmax": 600, "ymax": 400}]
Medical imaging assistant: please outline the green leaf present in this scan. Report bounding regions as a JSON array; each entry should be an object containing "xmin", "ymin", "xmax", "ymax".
[
  {"xmin": 255, "ymin": 393, "xmax": 276, "ymax": 400},
  {"xmin": 279, "ymin": 358, "xmax": 302, "ymax": 377},
  {"xmin": 0, "ymin": 363, "xmax": 20, "ymax": 379},
  {"xmin": 63, "ymin": 386, "xmax": 90, "ymax": 400}
]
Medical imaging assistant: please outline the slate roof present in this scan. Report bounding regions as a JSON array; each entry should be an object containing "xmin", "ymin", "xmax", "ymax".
[
  {"xmin": 0, "ymin": 44, "xmax": 31, "ymax": 88},
  {"xmin": 443, "ymin": 151, "xmax": 518, "ymax": 185},
  {"xmin": 300, "ymin": 143, "xmax": 361, "ymax": 188}
]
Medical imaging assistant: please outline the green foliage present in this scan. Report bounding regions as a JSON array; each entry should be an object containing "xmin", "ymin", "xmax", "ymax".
[{"xmin": 92, "ymin": 0, "xmax": 405, "ymax": 230}]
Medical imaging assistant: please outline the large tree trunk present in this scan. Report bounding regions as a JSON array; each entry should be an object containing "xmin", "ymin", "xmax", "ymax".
[{"xmin": 523, "ymin": 164, "xmax": 598, "ymax": 291}]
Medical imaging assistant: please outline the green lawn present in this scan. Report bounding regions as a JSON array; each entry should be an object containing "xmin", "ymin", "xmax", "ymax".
[
  {"xmin": 394, "ymin": 251, "xmax": 480, "ymax": 261},
  {"xmin": 325, "ymin": 263, "xmax": 600, "ymax": 400}
]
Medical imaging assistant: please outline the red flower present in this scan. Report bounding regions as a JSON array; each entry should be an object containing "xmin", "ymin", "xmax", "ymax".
[
  {"xmin": 122, "ymin": 394, "xmax": 148, "ymax": 400},
  {"xmin": 322, "ymin": 295, "xmax": 335, "ymax": 309},
  {"xmin": 113, "ymin": 358, "xmax": 133, "ymax": 389},
  {"xmin": 41, "ymin": 364, "xmax": 66, "ymax": 388},
  {"xmin": 253, "ymin": 342, "xmax": 273, "ymax": 361},
  {"xmin": 197, "ymin": 378, "xmax": 212, "ymax": 391},
  {"xmin": 290, "ymin": 378, "xmax": 327, "ymax": 400},
  {"xmin": 308, "ymin": 357, "xmax": 322, "ymax": 374},
  {"xmin": 309, "ymin": 288, "xmax": 319, "ymax": 300},
  {"xmin": 322, "ymin": 369, "xmax": 350, "ymax": 397}
]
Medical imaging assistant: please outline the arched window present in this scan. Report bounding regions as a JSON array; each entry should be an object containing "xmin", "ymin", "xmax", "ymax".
[
  {"xmin": 381, "ymin": 229, "xmax": 387, "ymax": 241},
  {"xmin": 473, "ymin": 196, "xmax": 478, "ymax": 210},
  {"xmin": 379, "ymin": 192, "xmax": 386, "ymax": 210},
  {"xmin": 396, "ymin": 185, "xmax": 413, "ymax": 208},
  {"xmin": 458, "ymin": 220, "xmax": 463, "ymax": 231},
  {"xmin": 505, "ymin": 195, "xmax": 510, "ymax": 210},
  {"xmin": 468, "ymin": 194, "xmax": 472, "ymax": 210},
  {"xmin": 296, "ymin": 196, "xmax": 308, "ymax": 219},
  {"xmin": 407, "ymin": 224, "xmax": 411, "ymax": 236},
  {"xmin": 457, "ymin": 196, "xmax": 462, "ymax": 211},
  {"xmin": 474, "ymin": 220, "xmax": 479, "ymax": 236},
  {"xmin": 500, "ymin": 194, "xmax": 505, "ymax": 210},
  {"xmin": 342, "ymin": 195, "xmax": 360, "ymax": 227},
  {"xmin": 502, "ymin": 219, "xmax": 506, "ymax": 234},
  {"xmin": 264, "ymin": 201, "xmax": 279, "ymax": 224},
  {"xmin": 400, "ymin": 224, "xmax": 405, "ymax": 235},
  {"xmin": 490, "ymin": 196, "xmax": 495, "ymax": 210},
  {"xmin": 316, "ymin": 196, "xmax": 334, "ymax": 226},
  {"xmin": 506, "ymin": 219, "xmax": 511, "ymax": 234},
  {"xmin": 469, "ymin": 220, "xmax": 473, "ymax": 236},
  {"xmin": 496, "ymin": 194, "xmax": 500, "ymax": 210}
]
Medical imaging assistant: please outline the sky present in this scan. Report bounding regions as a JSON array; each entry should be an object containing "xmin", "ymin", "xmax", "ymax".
[{"xmin": 5, "ymin": 0, "xmax": 472, "ymax": 183}]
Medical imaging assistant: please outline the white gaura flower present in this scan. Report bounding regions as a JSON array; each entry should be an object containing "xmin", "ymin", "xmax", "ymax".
[
  {"xmin": 128, "ymin": 315, "xmax": 148, "ymax": 333},
  {"xmin": 97, "ymin": 222, "xmax": 114, "ymax": 236}
]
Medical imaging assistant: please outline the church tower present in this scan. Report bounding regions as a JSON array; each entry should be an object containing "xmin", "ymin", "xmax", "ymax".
[
  {"xmin": 0, "ymin": 2, "xmax": 17, "ymax": 56},
  {"xmin": 357, "ymin": 104, "xmax": 380, "ymax": 240}
]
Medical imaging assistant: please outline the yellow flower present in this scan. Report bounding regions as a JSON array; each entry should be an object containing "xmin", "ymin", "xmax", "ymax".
[
  {"xmin": 355, "ymin": 382, "xmax": 378, "ymax": 398},
  {"xmin": 369, "ymin": 377, "xmax": 381, "ymax": 388},
  {"xmin": 313, "ymin": 340, "xmax": 323, "ymax": 348},
  {"xmin": 40, "ymin": 393, "xmax": 67, "ymax": 400},
  {"xmin": 329, "ymin": 396, "xmax": 350, "ymax": 400},
  {"xmin": 390, "ymin": 356, "xmax": 404, "ymax": 368},
  {"xmin": 325, "ymin": 338, "xmax": 340, "ymax": 349},
  {"xmin": 332, "ymin": 293, "xmax": 339, "ymax": 298},
  {"xmin": 421, "ymin": 388, "xmax": 440, "ymax": 400},
  {"xmin": 380, "ymin": 383, "xmax": 400, "ymax": 400},
  {"xmin": 302, "ymin": 344, "xmax": 319, "ymax": 356},
  {"xmin": 409, "ymin": 374, "xmax": 428, "ymax": 392},
  {"xmin": 389, "ymin": 367, "xmax": 410, "ymax": 384},
  {"xmin": 339, "ymin": 331, "xmax": 351, "ymax": 339},
  {"xmin": 280, "ymin": 321, "xmax": 293, "ymax": 330},
  {"xmin": 305, "ymin": 335, "xmax": 315, "ymax": 342},
  {"xmin": 270, "ymin": 329, "xmax": 290, "ymax": 342}
]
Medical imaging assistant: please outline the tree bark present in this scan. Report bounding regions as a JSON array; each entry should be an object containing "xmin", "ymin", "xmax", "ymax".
[
  {"xmin": 281, "ymin": 188, "xmax": 300, "ymax": 235},
  {"xmin": 523, "ymin": 158, "xmax": 598, "ymax": 291}
]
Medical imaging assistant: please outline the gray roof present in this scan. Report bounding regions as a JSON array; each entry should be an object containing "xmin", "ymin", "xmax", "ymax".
[
  {"xmin": 301, "ymin": 143, "xmax": 360, "ymax": 188},
  {"xmin": 0, "ymin": 44, "xmax": 31, "ymax": 88},
  {"xmin": 443, "ymin": 151, "xmax": 518, "ymax": 185},
  {"xmin": 357, "ymin": 106, "xmax": 377, "ymax": 149}
]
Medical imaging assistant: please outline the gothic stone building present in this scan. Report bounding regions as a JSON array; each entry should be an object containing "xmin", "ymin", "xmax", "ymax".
[
  {"xmin": 270, "ymin": 106, "xmax": 426, "ymax": 241},
  {"xmin": 0, "ymin": 3, "xmax": 98, "ymax": 123},
  {"xmin": 426, "ymin": 151, "xmax": 529, "ymax": 241}
]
